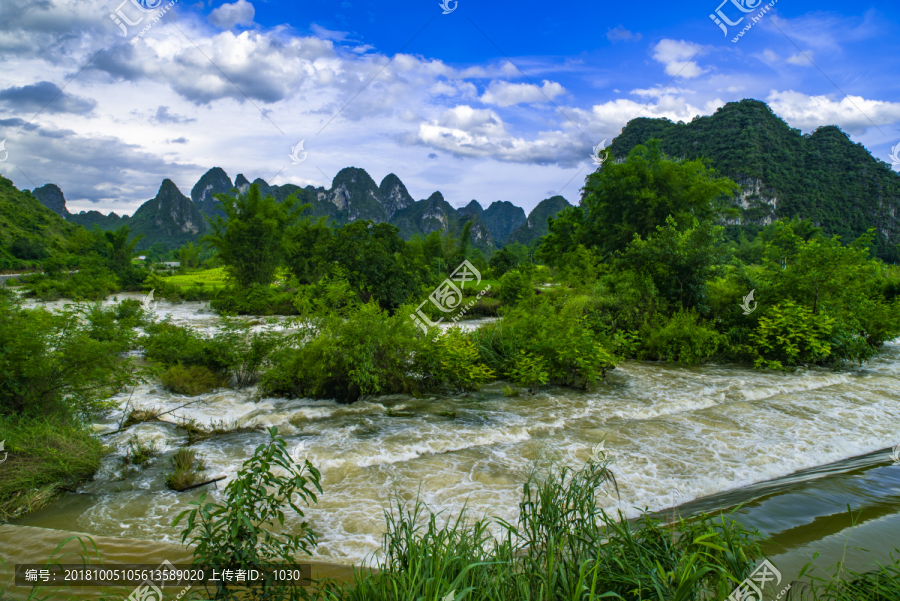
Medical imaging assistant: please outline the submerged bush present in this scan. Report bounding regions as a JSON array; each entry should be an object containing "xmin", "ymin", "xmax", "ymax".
[
  {"xmin": 261, "ymin": 300, "xmax": 427, "ymax": 403},
  {"xmin": 471, "ymin": 294, "xmax": 619, "ymax": 391},
  {"xmin": 160, "ymin": 364, "xmax": 228, "ymax": 396},
  {"xmin": 638, "ymin": 309, "xmax": 726, "ymax": 364},
  {"xmin": 165, "ymin": 448, "xmax": 207, "ymax": 491}
]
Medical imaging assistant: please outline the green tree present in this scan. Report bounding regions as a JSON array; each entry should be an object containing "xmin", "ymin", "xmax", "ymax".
[
  {"xmin": 539, "ymin": 141, "xmax": 739, "ymax": 265},
  {"xmin": 619, "ymin": 217, "xmax": 729, "ymax": 312},
  {"xmin": 177, "ymin": 241, "xmax": 202, "ymax": 268},
  {"xmin": 205, "ymin": 184, "xmax": 306, "ymax": 288}
]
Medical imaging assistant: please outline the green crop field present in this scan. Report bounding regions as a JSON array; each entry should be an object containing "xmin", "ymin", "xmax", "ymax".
[{"xmin": 161, "ymin": 267, "xmax": 228, "ymax": 288}]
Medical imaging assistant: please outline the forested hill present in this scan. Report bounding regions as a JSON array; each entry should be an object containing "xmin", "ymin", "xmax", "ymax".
[
  {"xmin": 608, "ymin": 99, "xmax": 900, "ymax": 261},
  {"xmin": 0, "ymin": 176, "xmax": 77, "ymax": 266}
]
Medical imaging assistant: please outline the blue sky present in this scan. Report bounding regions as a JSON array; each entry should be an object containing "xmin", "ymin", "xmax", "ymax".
[{"xmin": 0, "ymin": 0, "xmax": 898, "ymax": 215}]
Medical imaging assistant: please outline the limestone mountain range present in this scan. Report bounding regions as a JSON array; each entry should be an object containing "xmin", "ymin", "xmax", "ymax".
[{"xmin": 32, "ymin": 167, "xmax": 571, "ymax": 252}]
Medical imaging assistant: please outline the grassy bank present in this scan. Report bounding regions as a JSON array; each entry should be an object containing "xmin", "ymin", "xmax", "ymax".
[{"xmin": 0, "ymin": 415, "xmax": 104, "ymax": 522}]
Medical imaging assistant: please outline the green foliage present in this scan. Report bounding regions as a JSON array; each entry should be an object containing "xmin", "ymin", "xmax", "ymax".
[
  {"xmin": 619, "ymin": 216, "xmax": 729, "ymax": 312},
  {"xmin": 209, "ymin": 284, "xmax": 297, "ymax": 315},
  {"xmin": 488, "ymin": 244, "xmax": 521, "ymax": 276},
  {"xmin": 540, "ymin": 140, "xmax": 739, "ymax": 264},
  {"xmin": 638, "ymin": 310, "xmax": 726, "ymax": 364},
  {"xmin": 423, "ymin": 328, "xmax": 494, "ymax": 393},
  {"xmin": 10, "ymin": 236, "xmax": 49, "ymax": 260},
  {"xmin": 160, "ymin": 364, "xmax": 229, "ymax": 396},
  {"xmin": 507, "ymin": 351, "xmax": 550, "ymax": 393},
  {"xmin": 178, "ymin": 241, "xmax": 202, "ymax": 268},
  {"xmin": 261, "ymin": 301, "xmax": 425, "ymax": 403},
  {"xmin": 747, "ymin": 301, "xmax": 834, "ymax": 370},
  {"xmin": 497, "ymin": 269, "xmax": 534, "ymax": 305},
  {"xmin": 471, "ymin": 293, "xmax": 619, "ymax": 390},
  {"xmin": 24, "ymin": 256, "xmax": 121, "ymax": 301},
  {"xmin": 143, "ymin": 318, "xmax": 279, "ymax": 388},
  {"xmin": 609, "ymin": 99, "xmax": 900, "ymax": 262},
  {"xmin": 123, "ymin": 435, "xmax": 158, "ymax": 467},
  {"xmin": 0, "ymin": 294, "xmax": 139, "ymax": 419},
  {"xmin": 205, "ymin": 183, "xmax": 306, "ymax": 288},
  {"xmin": 0, "ymin": 176, "xmax": 78, "ymax": 268},
  {"xmin": 287, "ymin": 219, "xmax": 426, "ymax": 311},
  {"xmin": 173, "ymin": 427, "xmax": 321, "ymax": 601}
]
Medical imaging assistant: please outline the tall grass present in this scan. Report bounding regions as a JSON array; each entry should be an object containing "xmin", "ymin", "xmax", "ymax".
[
  {"xmin": 331, "ymin": 459, "xmax": 763, "ymax": 601},
  {"xmin": 0, "ymin": 415, "xmax": 104, "ymax": 521}
]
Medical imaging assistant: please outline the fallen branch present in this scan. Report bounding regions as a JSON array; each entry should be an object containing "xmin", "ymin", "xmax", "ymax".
[{"xmin": 176, "ymin": 476, "xmax": 226, "ymax": 492}]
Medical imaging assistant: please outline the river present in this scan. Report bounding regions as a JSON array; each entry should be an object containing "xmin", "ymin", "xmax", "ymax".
[{"xmin": 3, "ymin": 295, "xmax": 900, "ymax": 590}]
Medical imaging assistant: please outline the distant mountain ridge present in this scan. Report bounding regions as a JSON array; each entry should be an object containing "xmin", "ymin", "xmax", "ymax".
[{"xmin": 35, "ymin": 167, "xmax": 569, "ymax": 252}]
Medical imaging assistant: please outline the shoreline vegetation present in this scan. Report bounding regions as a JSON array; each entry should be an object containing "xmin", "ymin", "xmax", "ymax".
[{"xmin": 2, "ymin": 143, "xmax": 900, "ymax": 598}]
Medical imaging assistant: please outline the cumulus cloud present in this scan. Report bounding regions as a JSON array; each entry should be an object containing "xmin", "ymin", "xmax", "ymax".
[
  {"xmin": 652, "ymin": 40, "xmax": 706, "ymax": 79},
  {"xmin": 209, "ymin": 0, "xmax": 256, "ymax": 29},
  {"xmin": 310, "ymin": 24, "xmax": 350, "ymax": 41},
  {"xmin": 480, "ymin": 80, "xmax": 566, "ymax": 107},
  {"xmin": 0, "ymin": 81, "xmax": 97, "ymax": 115},
  {"xmin": 606, "ymin": 25, "xmax": 642, "ymax": 43},
  {"xmin": 766, "ymin": 90, "xmax": 900, "ymax": 135},
  {"xmin": 415, "ymin": 105, "xmax": 580, "ymax": 165}
]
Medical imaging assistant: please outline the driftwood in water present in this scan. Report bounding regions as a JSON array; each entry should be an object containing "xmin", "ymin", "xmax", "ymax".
[{"xmin": 176, "ymin": 476, "xmax": 226, "ymax": 492}]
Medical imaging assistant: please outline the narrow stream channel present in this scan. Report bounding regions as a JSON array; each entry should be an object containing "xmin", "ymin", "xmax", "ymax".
[{"xmin": 4, "ymin": 295, "xmax": 900, "ymax": 587}]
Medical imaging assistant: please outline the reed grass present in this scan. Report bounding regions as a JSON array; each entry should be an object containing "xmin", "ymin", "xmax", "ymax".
[{"xmin": 165, "ymin": 447, "xmax": 207, "ymax": 492}]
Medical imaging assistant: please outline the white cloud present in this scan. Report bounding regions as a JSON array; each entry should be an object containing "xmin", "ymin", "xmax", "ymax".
[
  {"xmin": 766, "ymin": 90, "xmax": 900, "ymax": 135},
  {"xmin": 209, "ymin": 0, "xmax": 256, "ymax": 29},
  {"xmin": 651, "ymin": 39, "xmax": 706, "ymax": 79},
  {"xmin": 480, "ymin": 80, "xmax": 566, "ymax": 107},
  {"xmin": 786, "ymin": 51, "xmax": 813, "ymax": 66},
  {"xmin": 629, "ymin": 86, "xmax": 693, "ymax": 98},
  {"xmin": 310, "ymin": 24, "xmax": 350, "ymax": 41}
]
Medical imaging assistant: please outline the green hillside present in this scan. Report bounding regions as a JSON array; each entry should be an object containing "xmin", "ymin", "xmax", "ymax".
[
  {"xmin": 609, "ymin": 99, "xmax": 900, "ymax": 261},
  {"xmin": 0, "ymin": 175, "xmax": 78, "ymax": 268}
]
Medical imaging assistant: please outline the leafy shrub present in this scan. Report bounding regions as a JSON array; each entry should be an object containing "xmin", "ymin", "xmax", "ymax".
[
  {"xmin": 160, "ymin": 364, "xmax": 228, "ymax": 396},
  {"xmin": 114, "ymin": 298, "xmax": 145, "ymax": 322},
  {"xmin": 261, "ymin": 301, "xmax": 425, "ymax": 403},
  {"xmin": 471, "ymin": 294, "xmax": 618, "ymax": 390},
  {"xmin": 210, "ymin": 284, "xmax": 297, "ymax": 315},
  {"xmin": 748, "ymin": 301, "xmax": 834, "ymax": 370},
  {"xmin": 10, "ymin": 237, "xmax": 48, "ymax": 260},
  {"xmin": 0, "ymin": 295, "xmax": 139, "ymax": 419},
  {"xmin": 508, "ymin": 351, "xmax": 550, "ymax": 393},
  {"xmin": 174, "ymin": 427, "xmax": 321, "ymax": 601},
  {"xmin": 123, "ymin": 436, "xmax": 158, "ymax": 466},
  {"xmin": 638, "ymin": 309, "xmax": 726, "ymax": 364},
  {"xmin": 24, "ymin": 263, "xmax": 120, "ymax": 301},
  {"xmin": 420, "ymin": 328, "xmax": 494, "ymax": 392},
  {"xmin": 497, "ymin": 269, "xmax": 534, "ymax": 306},
  {"xmin": 143, "ymin": 318, "xmax": 278, "ymax": 388}
]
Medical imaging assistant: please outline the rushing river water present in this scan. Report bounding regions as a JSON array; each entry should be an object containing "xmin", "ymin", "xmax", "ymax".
[{"xmin": 5, "ymin": 294, "xmax": 900, "ymax": 583}]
